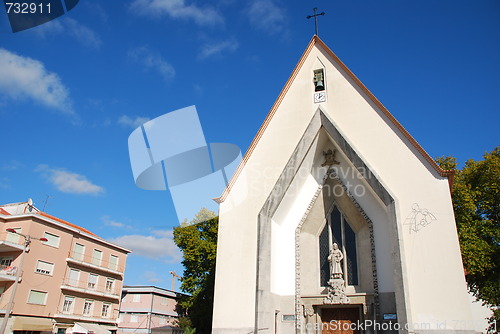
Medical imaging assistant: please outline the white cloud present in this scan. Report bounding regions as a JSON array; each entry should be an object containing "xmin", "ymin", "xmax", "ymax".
[
  {"xmin": 142, "ymin": 270, "xmax": 165, "ymax": 283},
  {"xmin": 1, "ymin": 160, "xmax": 24, "ymax": 171},
  {"xmin": 107, "ymin": 230, "xmax": 181, "ymax": 262},
  {"xmin": 0, "ymin": 49, "xmax": 74, "ymax": 116},
  {"xmin": 128, "ymin": 46, "xmax": 175, "ymax": 81},
  {"xmin": 35, "ymin": 18, "xmax": 102, "ymax": 48},
  {"xmin": 0, "ymin": 177, "xmax": 10, "ymax": 189},
  {"xmin": 118, "ymin": 115, "xmax": 150, "ymax": 129},
  {"xmin": 102, "ymin": 216, "xmax": 126, "ymax": 228},
  {"xmin": 130, "ymin": 0, "xmax": 223, "ymax": 26},
  {"xmin": 199, "ymin": 39, "xmax": 239, "ymax": 59},
  {"xmin": 246, "ymin": 0, "xmax": 287, "ymax": 35},
  {"xmin": 64, "ymin": 18, "xmax": 102, "ymax": 48},
  {"xmin": 36, "ymin": 165, "xmax": 104, "ymax": 195}
]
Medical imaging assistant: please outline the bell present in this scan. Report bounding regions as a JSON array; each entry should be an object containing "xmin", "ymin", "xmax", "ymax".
[{"xmin": 315, "ymin": 80, "xmax": 325, "ymax": 92}]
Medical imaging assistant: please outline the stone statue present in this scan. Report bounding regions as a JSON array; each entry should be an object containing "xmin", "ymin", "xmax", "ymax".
[
  {"xmin": 328, "ymin": 243, "xmax": 343, "ymax": 278},
  {"xmin": 324, "ymin": 242, "xmax": 350, "ymax": 304}
]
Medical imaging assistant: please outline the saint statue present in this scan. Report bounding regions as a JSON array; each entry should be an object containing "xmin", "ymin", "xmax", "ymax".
[
  {"xmin": 328, "ymin": 243, "xmax": 343, "ymax": 278},
  {"xmin": 324, "ymin": 242, "xmax": 350, "ymax": 304}
]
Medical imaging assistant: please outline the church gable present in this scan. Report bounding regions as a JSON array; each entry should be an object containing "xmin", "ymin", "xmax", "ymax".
[
  {"xmin": 213, "ymin": 36, "xmax": 475, "ymax": 334},
  {"xmin": 218, "ymin": 35, "xmax": 452, "ymax": 205}
]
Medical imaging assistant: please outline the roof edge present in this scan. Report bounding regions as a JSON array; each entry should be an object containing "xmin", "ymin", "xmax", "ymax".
[
  {"xmin": 216, "ymin": 35, "xmax": 454, "ymax": 203},
  {"xmin": 1, "ymin": 211, "xmax": 131, "ymax": 253},
  {"xmin": 215, "ymin": 35, "xmax": 318, "ymax": 203},
  {"xmin": 312, "ymin": 37, "xmax": 455, "ymax": 188}
]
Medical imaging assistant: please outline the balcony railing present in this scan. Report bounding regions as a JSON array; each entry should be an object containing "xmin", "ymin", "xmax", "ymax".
[
  {"xmin": 60, "ymin": 278, "xmax": 120, "ymax": 299},
  {"xmin": 0, "ymin": 232, "xmax": 24, "ymax": 253},
  {"xmin": 54, "ymin": 308, "xmax": 117, "ymax": 324},
  {"xmin": 0, "ymin": 265, "xmax": 17, "ymax": 282},
  {"xmin": 66, "ymin": 252, "xmax": 124, "ymax": 276}
]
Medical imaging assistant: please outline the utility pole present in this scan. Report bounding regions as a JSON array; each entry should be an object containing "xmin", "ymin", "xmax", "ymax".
[
  {"xmin": 169, "ymin": 271, "xmax": 180, "ymax": 291},
  {"xmin": 0, "ymin": 229, "xmax": 47, "ymax": 334}
]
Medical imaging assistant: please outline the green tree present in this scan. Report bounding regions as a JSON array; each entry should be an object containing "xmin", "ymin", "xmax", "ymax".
[
  {"xmin": 173, "ymin": 208, "xmax": 218, "ymax": 334},
  {"xmin": 436, "ymin": 147, "xmax": 500, "ymax": 329}
]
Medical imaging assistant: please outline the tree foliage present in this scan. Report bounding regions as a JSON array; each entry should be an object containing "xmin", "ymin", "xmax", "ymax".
[
  {"xmin": 436, "ymin": 147, "xmax": 500, "ymax": 327},
  {"xmin": 173, "ymin": 208, "xmax": 218, "ymax": 334}
]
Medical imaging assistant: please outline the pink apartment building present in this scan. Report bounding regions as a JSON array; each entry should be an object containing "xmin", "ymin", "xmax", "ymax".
[
  {"xmin": 0, "ymin": 200, "xmax": 130, "ymax": 334},
  {"xmin": 118, "ymin": 286, "xmax": 184, "ymax": 334}
]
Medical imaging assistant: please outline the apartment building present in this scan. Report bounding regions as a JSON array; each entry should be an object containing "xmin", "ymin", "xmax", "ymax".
[
  {"xmin": 0, "ymin": 200, "xmax": 131, "ymax": 334},
  {"xmin": 118, "ymin": 286, "xmax": 184, "ymax": 334}
]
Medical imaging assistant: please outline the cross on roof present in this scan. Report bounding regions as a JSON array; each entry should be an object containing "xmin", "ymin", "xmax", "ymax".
[{"xmin": 307, "ymin": 7, "xmax": 325, "ymax": 36}]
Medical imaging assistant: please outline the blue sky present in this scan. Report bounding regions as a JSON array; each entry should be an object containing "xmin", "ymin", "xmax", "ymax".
[{"xmin": 0, "ymin": 0, "xmax": 498, "ymax": 289}]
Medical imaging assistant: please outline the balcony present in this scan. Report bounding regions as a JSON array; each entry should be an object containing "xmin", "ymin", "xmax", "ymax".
[
  {"xmin": 0, "ymin": 232, "xmax": 24, "ymax": 253},
  {"xmin": 60, "ymin": 278, "xmax": 120, "ymax": 300},
  {"xmin": 0, "ymin": 264, "xmax": 17, "ymax": 282},
  {"xmin": 66, "ymin": 252, "xmax": 123, "ymax": 277},
  {"xmin": 53, "ymin": 310, "xmax": 117, "ymax": 324}
]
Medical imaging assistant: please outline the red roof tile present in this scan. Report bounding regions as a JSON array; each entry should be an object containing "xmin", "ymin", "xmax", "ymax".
[
  {"xmin": 38, "ymin": 211, "xmax": 99, "ymax": 238},
  {"xmin": 0, "ymin": 208, "xmax": 10, "ymax": 215}
]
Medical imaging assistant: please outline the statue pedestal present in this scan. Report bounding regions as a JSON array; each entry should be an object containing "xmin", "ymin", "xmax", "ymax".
[{"xmin": 324, "ymin": 276, "xmax": 350, "ymax": 304}]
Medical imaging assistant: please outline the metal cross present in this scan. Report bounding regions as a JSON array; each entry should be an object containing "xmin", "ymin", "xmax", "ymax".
[{"xmin": 307, "ymin": 8, "xmax": 325, "ymax": 36}]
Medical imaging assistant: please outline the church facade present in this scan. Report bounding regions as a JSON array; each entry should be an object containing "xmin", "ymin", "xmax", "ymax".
[{"xmin": 212, "ymin": 36, "xmax": 483, "ymax": 334}]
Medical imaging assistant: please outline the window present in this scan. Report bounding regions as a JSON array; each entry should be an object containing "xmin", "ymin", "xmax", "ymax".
[
  {"xmin": 83, "ymin": 300, "xmax": 94, "ymax": 316},
  {"xmin": 92, "ymin": 249, "xmax": 102, "ymax": 266},
  {"xmin": 132, "ymin": 294, "xmax": 140, "ymax": 302},
  {"xmin": 105, "ymin": 278, "xmax": 114, "ymax": 293},
  {"xmin": 319, "ymin": 205, "xmax": 359, "ymax": 286},
  {"xmin": 62, "ymin": 296, "xmax": 74, "ymax": 313},
  {"xmin": 0, "ymin": 257, "xmax": 13, "ymax": 267},
  {"xmin": 130, "ymin": 314, "xmax": 138, "ymax": 323},
  {"xmin": 101, "ymin": 303, "xmax": 110, "ymax": 318},
  {"xmin": 73, "ymin": 243, "xmax": 85, "ymax": 261},
  {"xmin": 6, "ymin": 228, "xmax": 21, "ymax": 243},
  {"xmin": 88, "ymin": 274, "xmax": 98, "ymax": 289},
  {"xmin": 43, "ymin": 232, "xmax": 60, "ymax": 248},
  {"xmin": 109, "ymin": 255, "xmax": 118, "ymax": 270},
  {"xmin": 68, "ymin": 269, "xmax": 80, "ymax": 286},
  {"xmin": 28, "ymin": 290, "xmax": 47, "ymax": 305},
  {"xmin": 313, "ymin": 68, "xmax": 325, "ymax": 92},
  {"xmin": 35, "ymin": 260, "xmax": 54, "ymax": 275}
]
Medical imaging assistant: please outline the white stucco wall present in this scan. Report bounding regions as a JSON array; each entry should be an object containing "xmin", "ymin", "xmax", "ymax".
[{"xmin": 213, "ymin": 38, "xmax": 480, "ymax": 333}]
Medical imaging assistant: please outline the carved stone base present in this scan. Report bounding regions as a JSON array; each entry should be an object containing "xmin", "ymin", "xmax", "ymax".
[{"xmin": 324, "ymin": 277, "xmax": 350, "ymax": 304}]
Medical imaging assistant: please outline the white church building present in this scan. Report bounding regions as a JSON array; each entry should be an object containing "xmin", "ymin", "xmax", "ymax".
[{"xmin": 212, "ymin": 36, "xmax": 489, "ymax": 334}]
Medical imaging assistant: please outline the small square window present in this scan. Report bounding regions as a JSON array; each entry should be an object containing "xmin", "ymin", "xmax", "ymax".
[
  {"xmin": 43, "ymin": 232, "xmax": 60, "ymax": 248},
  {"xmin": 101, "ymin": 303, "xmax": 110, "ymax": 318},
  {"xmin": 35, "ymin": 260, "xmax": 54, "ymax": 275},
  {"xmin": 62, "ymin": 296, "xmax": 74, "ymax": 313},
  {"xmin": 88, "ymin": 274, "xmax": 98, "ymax": 289},
  {"xmin": 28, "ymin": 290, "xmax": 47, "ymax": 305},
  {"xmin": 92, "ymin": 249, "xmax": 102, "ymax": 266},
  {"xmin": 105, "ymin": 278, "xmax": 114, "ymax": 293},
  {"xmin": 73, "ymin": 243, "xmax": 85, "ymax": 261},
  {"xmin": 83, "ymin": 300, "xmax": 94, "ymax": 316},
  {"xmin": 109, "ymin": 255, "xmax": 119, "ymax": 270}
]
